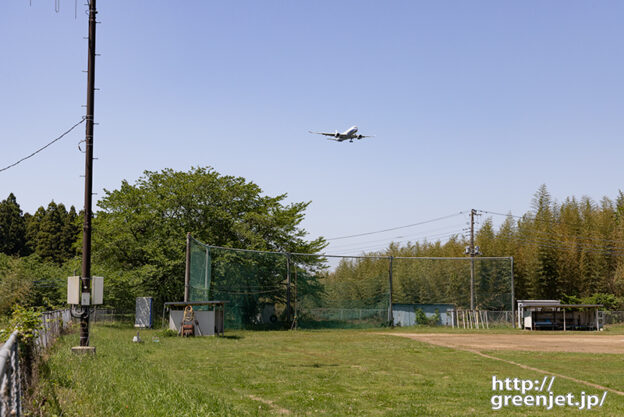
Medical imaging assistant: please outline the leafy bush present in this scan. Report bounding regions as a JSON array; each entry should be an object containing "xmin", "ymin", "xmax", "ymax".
[
  {"xmin": 415, "ymin": 308, "xmax": 428, "ymax": 325},
  {"xmin": 428, "ymin": 309, "xmax": 441, "ymax": 326},
  {"xmin": 415, "ymin": 308, "xmax": 440, "ymax": 326},
  {"xmin": 158, "ymin": 328, "xmax": 178, "ymax": 337},
  {"xmin": 9, "ymin": 305, "xmax": 42, "ymax": 342}
]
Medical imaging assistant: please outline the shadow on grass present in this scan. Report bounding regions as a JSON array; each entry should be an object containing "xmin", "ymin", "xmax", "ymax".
[
  {"xmin": 94, "ymin": 321, "xmax": 135, "ymax": 329},
  {"xmin": 296, "ymin": 320, "xmax": 385, "ymax": 330},
  {"xmin": 219, "ymin": 334, "xmax": 243, "ymax": 340},
  {"xmin": 293, "ymin": 363, "xmax": 340, "ymax": 368}
]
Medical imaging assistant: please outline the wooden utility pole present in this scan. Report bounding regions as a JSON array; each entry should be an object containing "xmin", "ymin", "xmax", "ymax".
[{"xmin": 79, "ymin": 0, "xmax": 97, "ymax": 347}]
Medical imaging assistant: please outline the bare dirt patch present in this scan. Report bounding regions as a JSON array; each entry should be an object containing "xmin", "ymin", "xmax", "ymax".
[
  {"xmin": 384, "ymin": 332, "xmax": 624, "ymax": 396},
  {"xmin": 388, "ymin": 332, "xmax": 624, "ymax": 354}
]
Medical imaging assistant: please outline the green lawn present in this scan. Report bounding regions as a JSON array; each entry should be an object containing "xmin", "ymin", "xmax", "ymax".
[{"xmin": 35, "ymin": 324, "xmax": 624, "ymax": 416}]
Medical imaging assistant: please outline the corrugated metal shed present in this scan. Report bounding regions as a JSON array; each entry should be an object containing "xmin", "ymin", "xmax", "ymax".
[{"xmin": 393, "ymin": 303, "xmax": 455, "ymax": 327}]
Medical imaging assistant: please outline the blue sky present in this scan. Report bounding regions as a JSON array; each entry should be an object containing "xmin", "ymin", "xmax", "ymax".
[{"xmin": 1, "ymin": 1, "xmax": 623, "ymax": 255}]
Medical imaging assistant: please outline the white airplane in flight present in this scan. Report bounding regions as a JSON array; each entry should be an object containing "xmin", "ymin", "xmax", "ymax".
[{"xmin": 309, "ymin": 125, "xmax": 374, "ymax": 143}]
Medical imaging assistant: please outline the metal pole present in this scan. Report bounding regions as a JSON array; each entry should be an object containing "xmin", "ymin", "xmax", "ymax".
[
  {"xmin": 204, "ymin": 246, "xmax": 209, "ymax": 293},
  {"xmin": 388, "ymin": 256, "xmax": 394, "ymax": 326},
  {"xmin": 286, "ymin": 254, "xmax": 291, "ymax": 324},
  {"xmin": 292, "ymin": 262, "xmax": 298, "ymax": 330},
  {"xmin": 510, "ymin": 256, "xmax": 515, "ymax": 328},
  {"xmin": 184, "ymin": 232, "xmax": 191, "ymax": 302},
  {"xmin": 80, "ymin": 0, "xmax": 97, "ymax": 347}
]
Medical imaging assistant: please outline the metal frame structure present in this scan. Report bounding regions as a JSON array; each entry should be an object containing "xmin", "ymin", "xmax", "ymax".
[{"xmin": 185, "ymin": 236, "xmax": 515, "ymax": 328}]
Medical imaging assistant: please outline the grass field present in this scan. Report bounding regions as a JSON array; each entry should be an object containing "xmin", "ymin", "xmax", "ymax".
[{"xmin": 34, "ymin": 324, "xmax": 624, "ymax": 416}]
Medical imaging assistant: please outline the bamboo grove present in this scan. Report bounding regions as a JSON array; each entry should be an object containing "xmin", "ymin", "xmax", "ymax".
[{"xmin": 321, "ymin": 185, "xmax": 624, "ymax": 310}]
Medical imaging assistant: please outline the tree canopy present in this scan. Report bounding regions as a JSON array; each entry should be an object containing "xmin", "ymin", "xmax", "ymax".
[
  {"xmin": 0, "ymin": 193, "xmax": 27, "ymax": 256},
  {"xmin": 328, "ymin": 185, "xmax": 624, "ymax": 309},
  {"xmin": 93, "ymin": 167, "xmax": 326, "ymax": 309},
  {"xmin": 3, "ymin": 180, "xmax": 624, "ymax": 314}
]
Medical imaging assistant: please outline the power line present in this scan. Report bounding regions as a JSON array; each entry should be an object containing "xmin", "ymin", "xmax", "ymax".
[
  {"xmin": 0, "ymin": 117, "xmax": 86, "ymax": 173},
  {"xmin": 329, "ymin": 224, "xmax": 466, "ymax": 250},
  {"xmin": 331, "ymin": 230, "xmax": 465, "ymax": 253},
  {"xmin": 326, "ymin": 211, "xmax": 467, "ymax": 241}
]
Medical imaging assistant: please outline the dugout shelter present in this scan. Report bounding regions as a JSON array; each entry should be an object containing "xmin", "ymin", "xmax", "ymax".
[{"xmin": 517, "ymin": 300, "xmax": 604, "ymax": 331}]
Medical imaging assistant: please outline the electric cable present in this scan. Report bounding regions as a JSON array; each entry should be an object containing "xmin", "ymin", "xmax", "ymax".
[
  {"xmin": 326, "ymin": 211, "xmax": 467, "ymax": 241},
  {"xmin": 0, "ymin": 117, "xmax": 86, "ymax": 173}
]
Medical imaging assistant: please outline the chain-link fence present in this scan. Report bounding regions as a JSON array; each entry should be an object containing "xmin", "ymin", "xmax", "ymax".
[
  {"xmin": 90, "ymin": 309, "xmax": 133, "ymax": 324},
  {"xmin": 600, "ymin": 311, "xmax": 624, "ymax": 325},
  {"xmin": 0, "ymin": 309, "xmax": 71, "ymax": 417},
  {"xmin": 35, "ymin": 310, "xmax": 71, "ymax": 351},
  {"xmin": 0, "ymin": 330, "xmax": 21, "ymax": 417},
  {"xmin": 187, "ymin": 236, "xmax": 514, "ymax": 329}
]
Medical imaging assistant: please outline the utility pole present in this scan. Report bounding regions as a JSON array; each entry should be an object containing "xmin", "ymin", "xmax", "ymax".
[
  {"xmin": 467, "ymin": 209, "xmax": 480, "ymax": 310},
  {"xmin": 80, "ymin": 0, "xmax": 97, "ymax": 347},
  {"xmin": 470, "ymin": 209, "xmax": 475, "ymax": 310}
]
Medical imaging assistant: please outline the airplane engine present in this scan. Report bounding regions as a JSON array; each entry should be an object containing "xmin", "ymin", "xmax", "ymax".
[
  {"xmin": 357, "ymin": 135, "xmax": 363, "ymax": 139},
  {"xmin": 334, "ymin": 131, "xmax": 339, "ymax": 138}
]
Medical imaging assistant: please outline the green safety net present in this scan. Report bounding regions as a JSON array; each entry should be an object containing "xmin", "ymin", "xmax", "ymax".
[
  {"xmin": 391, "ymin": 257, "xmax": 512, "ymax": 310},
  {"xmin": 188, "ymin": 236, "xmax": 512, "ymax": 329}
]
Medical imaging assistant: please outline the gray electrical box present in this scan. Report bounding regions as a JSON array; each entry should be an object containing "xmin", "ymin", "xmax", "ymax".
[
  {"xmin": 135, "ymin": 297, "xmax": 153, "ymax": 328},
  {"xmin": 91, "ymin": 276, "xmax": 104, "ymax": 305},
  {"xmin": 67, "ymin": 276, "xmax": 104, "ymax": 305},
  {"xmin": 67, "ymin": 276, "xmax": 81, "ymax": 305}
]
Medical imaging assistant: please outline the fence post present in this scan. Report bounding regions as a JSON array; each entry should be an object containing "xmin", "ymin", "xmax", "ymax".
[
  {"xmin": 184, "ymin": 233, "xmax": 191, "ymax": 302},
  {"xmin": 510, "ymin": 256, "xmax": 515, "ymax": 328},
  {"xmin": 388, "ymin": 256, "xmax": 394, "ymax": 326},
  {"xmin": 286, "ymin": 253, "xmax": 291, "ymax": 325}
]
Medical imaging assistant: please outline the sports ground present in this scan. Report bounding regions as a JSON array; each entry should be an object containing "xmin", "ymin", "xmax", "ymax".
[{"xmin": 36, "ymin": 324, "xmax": 624, "ymax": 416}]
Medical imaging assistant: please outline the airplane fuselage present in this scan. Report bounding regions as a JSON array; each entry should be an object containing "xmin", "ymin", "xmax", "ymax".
[
  {"xmin": 309, "ymin": 125, "xmax": 372, "ymax": 142},
  {"xmin": 336, "ymin": 126, "xmax": 358, "ymax": 140}
]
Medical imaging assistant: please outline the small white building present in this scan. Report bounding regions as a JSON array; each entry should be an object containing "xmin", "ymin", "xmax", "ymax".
[{"xmin": 164, "ymin": 301, "xmax": 226, "ymax": 336}]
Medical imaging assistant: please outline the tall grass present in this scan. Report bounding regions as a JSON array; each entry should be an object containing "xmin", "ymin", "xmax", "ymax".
[{"xmin": 34, "ymin": 323, "xmax": 624, "ymax": 416}]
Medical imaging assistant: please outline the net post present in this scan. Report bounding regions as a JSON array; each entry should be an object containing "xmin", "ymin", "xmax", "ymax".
[
  {"xmin": 292, "ymin": 261, "xmax": 298, "ymax": 330},
  {"xmin": 184, "ymin": 232, "xmax": 191, "ymax": 302},
  {"xmin": 387, "ymin": 256, "xmax": 394, "ymax": 326},
  {"xmin": 510, "ymin": 256, "xmax": 515, "ymax": 328},
  {"xmin": 286, "ymin": 253, "xmax": 292, "ymax": 324}
]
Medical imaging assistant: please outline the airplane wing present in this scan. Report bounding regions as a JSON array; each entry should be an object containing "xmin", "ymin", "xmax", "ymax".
[{"xmin": 308, "ymin": 130, "xmax": 336, "ymax": 137}]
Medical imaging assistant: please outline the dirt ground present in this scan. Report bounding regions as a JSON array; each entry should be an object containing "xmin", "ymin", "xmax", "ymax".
[{"xmin": 389, "ymin": 332, "xmax": 624, "ymax": 354}]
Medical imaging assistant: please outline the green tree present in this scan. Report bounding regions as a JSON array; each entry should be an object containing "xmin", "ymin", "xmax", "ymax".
[
  {"xmin": 0, "ymin": 193, "xmax": 27, "ymax": 256},
  {"xmin": 93, "ymin": 167, "xmax": 326, "ymax": 310},
  {"xmin": 24, "ymin": 202, "xmax": 80, "ymax": 264}
]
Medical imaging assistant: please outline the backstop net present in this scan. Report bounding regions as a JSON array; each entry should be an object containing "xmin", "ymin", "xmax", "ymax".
[{"xmin": 187, "ymin": 236, "xmax": 513, "ymax": 329}]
